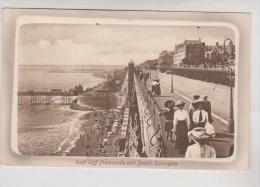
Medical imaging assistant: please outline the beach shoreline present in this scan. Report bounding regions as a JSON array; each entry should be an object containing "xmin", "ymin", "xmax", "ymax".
[
  {"xmin": 65, "ymin": 109, "xmax": 123, "ymax": 157},
  {"xmin": 17, "ymin": 105, "xmax": 79, "ymax": 156},
  {"xmin": 17, "ymin": 65, "xmax": 126, "ymax": 156},
  {"xmin": 17, "ymin": 103, "xmax": 124, "ymax": 156}
]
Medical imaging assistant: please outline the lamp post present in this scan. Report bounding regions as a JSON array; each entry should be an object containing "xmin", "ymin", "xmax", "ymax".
[
  {"xmin": 223, "ymin": 38, "xmax": 234, "ymax": 133},
  {"xmin": 205, "ymin": 61, "xmax": 208, "ymax": 82},
  {"xmin": 171, "ymin": 59, "xmax": 174, "ymax": 93},
  {"xmin": 171, "ymin": 67, "xmax": 174, "ymax": 93},
  {"xmin": 155, "ymin": 64, "xmax": 159, "ymax": 80}
]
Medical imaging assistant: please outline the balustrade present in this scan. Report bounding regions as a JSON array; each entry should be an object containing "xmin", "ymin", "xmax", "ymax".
[{"xmin": 134, "ymin": 72, "xmax": 166, "ymax": 157}]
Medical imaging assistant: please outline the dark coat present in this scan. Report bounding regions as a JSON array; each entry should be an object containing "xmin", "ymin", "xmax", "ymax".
[{"xmin": 204, "ymin": 101, "xmax": 213, "ymax": 123}]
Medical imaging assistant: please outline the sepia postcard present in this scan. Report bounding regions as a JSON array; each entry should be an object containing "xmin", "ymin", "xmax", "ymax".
[{"xmin": 0, "ymin": 9, "xmax": 250, "ymax": 169}]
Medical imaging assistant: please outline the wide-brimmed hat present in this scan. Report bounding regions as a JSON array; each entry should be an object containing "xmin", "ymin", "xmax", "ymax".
[
  {"xmin": 175, "ymin": 100, "xmax": 186, "ymax": 106},
  {"xmin": 193, "ymin": 94, "xmax": 200, "ymax": 99},
  {"xmin": 153, "ymin": 78, "xmax": 160, "ymax": 81},
  {"xmin": 164, "ymin": 100, "xmax": 175, "ymax": 108},
  {"xmin": 194, "ymin": 98, "xmax": 205, "ymax": 105},
  {"xmin": 188, "ymin": 127, "xmax": 210, "ymax": 140}
]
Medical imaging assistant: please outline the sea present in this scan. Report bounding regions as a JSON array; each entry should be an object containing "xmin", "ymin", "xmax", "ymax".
[{"xmin": 17, "ymin": 65, "xmax": 109, "ymax": 156}]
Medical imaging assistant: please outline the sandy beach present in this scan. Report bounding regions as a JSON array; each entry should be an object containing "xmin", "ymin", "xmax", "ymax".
[
  {"xmin": 17, "ymin": 105, "xmax": 79, "ymax": 155},
  {"xmin": 18, "ymin": 103, "xmax": 124, "ymax": 157},
  {"xmin": 16, "ymin": 65, "xmax": 126, "ymax": 156},
  {"xmin": 66, "ymin": 109, "xmax": 123, "ymax": 157}
]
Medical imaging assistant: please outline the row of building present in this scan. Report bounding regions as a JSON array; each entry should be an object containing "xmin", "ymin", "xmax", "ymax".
[{"xmin": 153, "ymin": 39, "xmax": 235, "ymax": 70}]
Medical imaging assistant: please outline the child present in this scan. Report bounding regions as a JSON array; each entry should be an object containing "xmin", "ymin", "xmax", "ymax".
[{"xmin": 161, "ymin": 100, "xmax": 175, "ymax": 141}]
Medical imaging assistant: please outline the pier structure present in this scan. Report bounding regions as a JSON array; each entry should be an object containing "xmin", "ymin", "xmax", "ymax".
[{"xmin": 17, "ymin": 91, "xmax": 76, "ymax": 105}]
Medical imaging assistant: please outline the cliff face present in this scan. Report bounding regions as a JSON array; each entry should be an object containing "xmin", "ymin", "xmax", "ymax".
[{"xmin": 76, "ymin": 74, "xmax": 125, "ymax": 109}]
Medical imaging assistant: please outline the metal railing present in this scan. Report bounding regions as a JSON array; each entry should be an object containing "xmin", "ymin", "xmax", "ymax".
[{"xmin": 134, "ymin": 72, "xmax": 166, "ymax": 157}]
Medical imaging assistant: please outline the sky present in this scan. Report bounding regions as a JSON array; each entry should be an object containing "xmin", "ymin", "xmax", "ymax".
[{"xmin": 18, "ymin": 23, "xmax": 235, "ymax": 66}]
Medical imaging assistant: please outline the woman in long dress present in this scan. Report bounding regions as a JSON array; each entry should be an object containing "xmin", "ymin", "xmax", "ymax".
[{"xmin": 173, "ymin": 100, "xmax": 190, "ymax": 154}]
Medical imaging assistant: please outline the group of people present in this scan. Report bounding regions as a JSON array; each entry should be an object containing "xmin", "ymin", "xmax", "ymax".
[
  {"xmin": 151, "ymin": 79, "xmax": 161, "ymax": 96},
  {"xmin": 161, "ymin": 95, "xmax": 216, "ymax": 158}
]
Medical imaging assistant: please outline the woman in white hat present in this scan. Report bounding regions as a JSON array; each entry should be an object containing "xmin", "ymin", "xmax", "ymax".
[
  {"xmin": 173, "ymin": 100, "xmax": 190, "ymax": 154},
  {"xmin": 185, "ymin": 127, "xmax": 216, "ymax": 158}
]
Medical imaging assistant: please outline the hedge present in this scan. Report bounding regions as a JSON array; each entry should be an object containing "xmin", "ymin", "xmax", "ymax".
[{"xmin": 171, "ymin": 68, "xmax": 235, "ymax": 87}]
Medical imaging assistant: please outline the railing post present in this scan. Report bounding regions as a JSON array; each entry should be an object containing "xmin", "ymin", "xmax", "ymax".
[
  {"xmin": 229, "ymin": 68, "xmax": 234, "ymax": 133},
  {"xmin": 135, "ymin": 73, "xmax": 166, "ymax": 157},
  {"xmin": 128, "ymin": 61, "xmax": 135, "ymax": 97}
]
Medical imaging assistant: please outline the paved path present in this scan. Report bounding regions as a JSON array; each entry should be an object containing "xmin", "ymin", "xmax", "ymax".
[
  {"xmin": 157, "ymin": 71, "xmax": 232, "ymax": 121},
  {"xmin": 144, "ymin": 71, "xmax": 234, "ymax": 158}
]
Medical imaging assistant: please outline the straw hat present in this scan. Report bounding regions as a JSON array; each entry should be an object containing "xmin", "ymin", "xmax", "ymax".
[
  {"xmin": 175, "ymin": 100, "xmax": 186, "ymax": 106},
  {"xmin": 164, "ymin": 100, "xmax": 175, "ymax": 108},
  {"xmin": 194, "ymin": 98, "xmax": 205, "ymax": 105},
  {"xmin": 188, "ymin": 127, "xmax": 210, "ymax": 140}
]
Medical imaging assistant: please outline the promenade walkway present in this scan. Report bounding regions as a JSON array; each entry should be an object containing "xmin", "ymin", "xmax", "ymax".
[{"xmin": 144, "ymin": 71, "xmax": 234, "ymax": 158}]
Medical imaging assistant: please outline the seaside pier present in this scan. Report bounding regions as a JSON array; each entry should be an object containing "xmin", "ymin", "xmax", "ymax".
[{"xmin": 17, "ymin": 90, "xmax": 77, "ymax": 105}]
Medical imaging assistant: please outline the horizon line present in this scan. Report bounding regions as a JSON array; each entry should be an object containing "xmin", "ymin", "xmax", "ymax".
[{"xmin": 18, "ymin": 64, "xmax": 128, "ymax": 66}]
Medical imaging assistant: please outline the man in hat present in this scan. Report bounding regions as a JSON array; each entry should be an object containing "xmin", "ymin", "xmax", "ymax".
[
  {"xmin": 151, "ymin": 79, "xmax": 161, "ymax": 96},
  {"xmin": 161, "ymin": 100, "xmax": 175, "ymax": 141},
  {"xmin": 185, "ymin": 127, "xmax": 216, "ymax": 158},
  {"xmin": 156, "ymin": 80, "xmax": 161, "ymax": 96},
  {"xmin": 151, "ymin": 79, "xmax": 158, "ymax": 96},
  {"xmin": 192, "ymin": 98, "xmax": 209, "ymax": 128},
  {"xmin": 189, "ymin": 94, "xmax": 200, "ymax": 129},
  {"xmin": 202, "ymin": 95, "xmax": 213, "ymax": 123}
]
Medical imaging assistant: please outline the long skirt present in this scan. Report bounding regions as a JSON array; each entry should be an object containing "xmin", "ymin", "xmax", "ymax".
[{"xmin": 175, "ymin": 120, "xmax": 189, "ymax": 154}]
